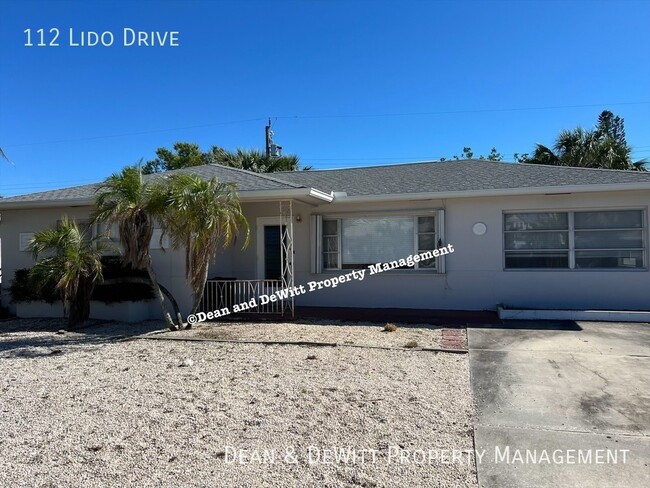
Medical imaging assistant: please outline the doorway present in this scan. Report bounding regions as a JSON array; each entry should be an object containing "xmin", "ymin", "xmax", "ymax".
[{"xmin": 256, "ymin": 217, "xmax": 288, "ymax": 281}]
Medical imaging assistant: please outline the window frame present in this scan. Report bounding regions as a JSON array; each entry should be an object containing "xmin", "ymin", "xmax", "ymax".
[
  {"xmin": 503, "ymin": 208, "xmax": 648, "ymax": 271},
  {"xmin": 19, "ymin": 232, "xmax": 35, "ymax": 252},
  {"xmin": 314, "ymin": 210, "xmax": 445, "ymax": 274}
]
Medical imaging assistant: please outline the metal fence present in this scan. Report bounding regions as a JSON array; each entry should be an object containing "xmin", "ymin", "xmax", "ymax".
[{"xmin": 200, "ymin": 279, "xmax": 285, "ymax": 315}]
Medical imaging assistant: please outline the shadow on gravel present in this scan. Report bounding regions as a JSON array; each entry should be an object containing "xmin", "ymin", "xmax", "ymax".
[
  {"xmin": 0, "ymin": 318, "xmax": 167, "ymax": 357},
  {"xmin": 215, "ymin": 308, "xmax": 581, "ymax": 332},
  {"xmin": 0, "ymin": 333, "xmax": 110, "ymax": 357}
]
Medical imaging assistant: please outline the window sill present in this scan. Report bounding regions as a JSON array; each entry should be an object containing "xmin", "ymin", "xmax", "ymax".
[{"xmin": 318, "ymin": 270, "xmax": 445, "ymax": 276}]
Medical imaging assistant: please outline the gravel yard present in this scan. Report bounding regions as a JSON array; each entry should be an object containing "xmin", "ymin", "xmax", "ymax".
[
  {"xmin": 0, "ymin": 319, "xmax": 476, "ymax": 487},
  {"xmin": 180, "ymin": 320, "xmax": 455, "ymax": 350}
]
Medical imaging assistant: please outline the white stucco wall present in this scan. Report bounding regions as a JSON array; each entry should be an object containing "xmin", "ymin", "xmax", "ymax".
[
  {"xmin": 231, "ymin": 190, "xmax": 649, "ymax": 311},
  {"xmin": 1, "ymin": 188, "xmax": 648, "ymax": 318}
]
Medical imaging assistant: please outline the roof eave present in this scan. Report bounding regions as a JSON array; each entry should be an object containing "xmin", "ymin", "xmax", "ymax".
[
  {"xmin": 331, "ymin": 182, "xmax": 650, "ymax": 203},
  {"xmin": 0, "ymin": 187, "xmax": 334, "ymax": 210},
  {"xmin": 238, "ymin": 187, "xmax": 334, "ymax": 204},
  {"xmin": 0, "ymin": 198, "xmax": 95, "ymax": 210}
]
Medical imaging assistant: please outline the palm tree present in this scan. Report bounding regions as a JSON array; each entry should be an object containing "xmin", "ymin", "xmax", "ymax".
[
  {"xmin": 28, "ymin": 217, "xmax": 109, "ymax": 328},
  {"xmin": 161, "ymin": 174, "xmax": 250, "ymax": 318},
  {"xmin": 210, "ymin": 147, "xmax": 310, "ymax": 172},
  {"xmin": 92, "ymin": 166, "xmax": 182, "ymax": 330},
  {"xmin": 530, "ymin": 127, "xmax": 638, "ymax": 170},
  {"xmin": 527, "ymin": 111, "xmax": 645, "ymax": 171}
]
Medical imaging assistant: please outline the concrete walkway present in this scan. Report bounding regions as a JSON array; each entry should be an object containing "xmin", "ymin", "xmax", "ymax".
[{"xmin": 468, "ymin": 321, "xmax": 650, "ymax": 488}]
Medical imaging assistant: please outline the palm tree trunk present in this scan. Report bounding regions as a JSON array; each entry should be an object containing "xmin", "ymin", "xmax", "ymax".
[
  {"xmin": 158, "ymin": 282, "xmax": 185, "ymax": 328},
  {"xmin": 189, "ymin": 265, "xmax": 210, "ymax": 319},
  {"xmin": 145, "ymin": 265, "xmax": 179, "ymax": 330}
]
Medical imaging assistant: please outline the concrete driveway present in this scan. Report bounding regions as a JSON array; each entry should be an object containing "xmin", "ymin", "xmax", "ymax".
[{"xmin": 469, "ymin": 321, "xmax": 650, "ymax": 488}]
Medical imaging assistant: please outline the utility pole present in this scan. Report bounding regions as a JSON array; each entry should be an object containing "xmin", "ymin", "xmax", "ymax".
[
  {"xmin": 265, "ymin": 118, "xmax": 282, "ymax": 158},
  {"xmin": 265, "ymin": 118, "xmax": 271, "ymax": 158}
]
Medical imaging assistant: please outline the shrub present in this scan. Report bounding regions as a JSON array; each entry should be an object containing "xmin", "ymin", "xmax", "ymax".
[
  {"xmin": 91, "ymin": 257, "xmax": 154, "ymax": 304},
  {"xmin": 8, "ymin": 257, "xmax": 154, "ymax": 304},
  {"xmin": 404, "ymin": 340, "xmax": 418, "ymax": 349},
  {"xmin": 9, "ymin": 268, "xmax": 58, "ymax": 303},
  {"xmin": 0, "ymin": 304, "xmax": 12, "ymax": 318},
  {"xmin": 383, "ymin": 322, "xmax": 398, "ymax": 332}
]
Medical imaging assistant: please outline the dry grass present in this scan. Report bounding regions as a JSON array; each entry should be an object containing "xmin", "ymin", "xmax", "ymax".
[
  {"xmin": 187, "ymin": 321, "xmax": 446, "ymax": 350},
  {"xmin": 383, "ymin": 322, "xmax": 398, "ymax": 332}
]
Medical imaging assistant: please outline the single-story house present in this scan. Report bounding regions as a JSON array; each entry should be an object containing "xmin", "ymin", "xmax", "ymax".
[{"xmin": 1, "ymin": 159, "xmax": 649, "ymax": 321}]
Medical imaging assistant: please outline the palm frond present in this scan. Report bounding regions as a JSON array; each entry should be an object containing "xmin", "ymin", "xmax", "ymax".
[
  {"xmin": 28, "ymin": 217, "xmax": 105, "ymax": 326},
  {"xmin": 161, "ymin": 174, "xmax": 249, "ymax": 312}
]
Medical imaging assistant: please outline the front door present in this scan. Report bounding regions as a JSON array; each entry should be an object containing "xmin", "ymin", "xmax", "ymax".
[
  {"xmin": 263, "ymin": 224, "xmax": 286, "ymax": 280},
  {"xmin": 256, "ymin": 217, "xmax": 288, "ymax": 281}
]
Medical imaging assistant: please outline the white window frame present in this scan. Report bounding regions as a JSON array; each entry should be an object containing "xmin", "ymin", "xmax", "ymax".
[
  {"xmin": 312, "ymin": 210, "xmax": 446, "ymax": 274},
  {"xmin": 503, "ymin": 208, "xmax": 647, "ymax": 271}
]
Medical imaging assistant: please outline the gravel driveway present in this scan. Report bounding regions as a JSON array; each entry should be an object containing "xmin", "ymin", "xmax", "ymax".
[{"xmin": 0, "ymin": 319, "xmax": 476, "ymax": 487}]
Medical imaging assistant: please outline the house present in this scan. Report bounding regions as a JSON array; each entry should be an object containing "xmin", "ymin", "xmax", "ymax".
[{"xmin": 1, "ymin": 160, "xmax": 649, "ymax": 321}]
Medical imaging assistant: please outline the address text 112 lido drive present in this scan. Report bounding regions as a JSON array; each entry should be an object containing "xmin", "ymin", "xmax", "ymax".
[{"xmin": 24, "ymin": 28, "xmax": 180, "ymax": 47}]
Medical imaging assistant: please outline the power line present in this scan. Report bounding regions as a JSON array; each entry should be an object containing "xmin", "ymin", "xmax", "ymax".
[
  {"xmin": 4, "ymin": 117, "xmax": 267, "ymax": 148},
  {"xmin": 3, "ymin": 101, "xmax": 649, "ymax": 148},
  {"xmin": 274, "ymin": 101, "xmax": 650, "ymax": 120}
]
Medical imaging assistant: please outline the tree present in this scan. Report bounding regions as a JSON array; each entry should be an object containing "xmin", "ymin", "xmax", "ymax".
[
  {"xmin": 92, "ymin": 166, "xmax": 183, "ymax": 330},
  {"xmin": 452, "ymin": 147, "xmax": 474, "ymax": 160},
  {"xmin": 523, "ymin": 111, "xmax": 646, "ymax": 171},
  {"xmin": 141, "ymin": 142, "xmax": 308, "ymax": 174},
  {"xmin": 445, "ymin": 147, "xmax": 503, "ymax": 161},
  {"xmin": 161, "ymin": 174, "xmax": 250, "ymax": 318},
  {"xmin": 596, "ymin": 110, "xmax": 626, "ymax": 145},
  {"xmin": 142, "ymin": 142, "xmax": 209, "ymax": 174},
  {"xmin": 28, "ymin": 217, "xmax": 110, "ymax": 328}
]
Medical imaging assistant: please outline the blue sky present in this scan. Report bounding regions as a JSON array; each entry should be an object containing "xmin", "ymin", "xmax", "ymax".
[{"xmin": 1, "ymin": 0, "xmax": 649, "ymax": 196}]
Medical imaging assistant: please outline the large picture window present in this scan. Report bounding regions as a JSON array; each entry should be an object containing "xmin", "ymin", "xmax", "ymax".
[
  {"xmin": 504, "ymin": 210, "xmax": 646, "ymax": 270},
  {"xmin": 318, "ymin": 214, "xmax": 440, "ymax": 271}
]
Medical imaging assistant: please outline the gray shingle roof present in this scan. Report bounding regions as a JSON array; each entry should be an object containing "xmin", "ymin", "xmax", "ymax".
[
  {"xmin": 274, "ymin": 160, "xmax": 650, "ymax": 196},
  {"xmin": 0, "ymin": 183, "xmax": 103, "ymax": 204},
  {"xmin": 2, "ymin": 160, "xmax": 649, "ymax": 206},
  {"xmin": 0, "ymin": 164, "xmax": 304, "ymax": 204},
  {"xmin": 157, "ymin": 164, "xmax": 304, "ymax": 191}
]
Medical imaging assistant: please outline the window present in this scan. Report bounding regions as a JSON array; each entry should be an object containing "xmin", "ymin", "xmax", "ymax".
[
  {"xmin": 150, "ymin": 228, "xmax": 170, "ymax": 250},
  {"xmin": 96, "ymin": 222, "xmax": 119, "ymax": 242},
  {"xmin": 319, "ymin": 214, "xmax": 440, "ymax": 271},
  {"xmin": 52, "ymin": 220, "xmax": 120, "ymax": 255},
  {"xmin": 322, "ymin": 219, "xmax": 339, "ymax": 270},
  {"xmin": 19, "ymin": 232, "xmax": 35, "ymax": 252},
  {"xmin": 574, "ymin": 211, "xmax": 644, "ymax": 269},
  {"xmin": 504, "ymin": 213, "xmax": 569, "ymax": 268},
  {"xmin": 504, "ymin": 210, "xmax": 646, "ymax": 270}
]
